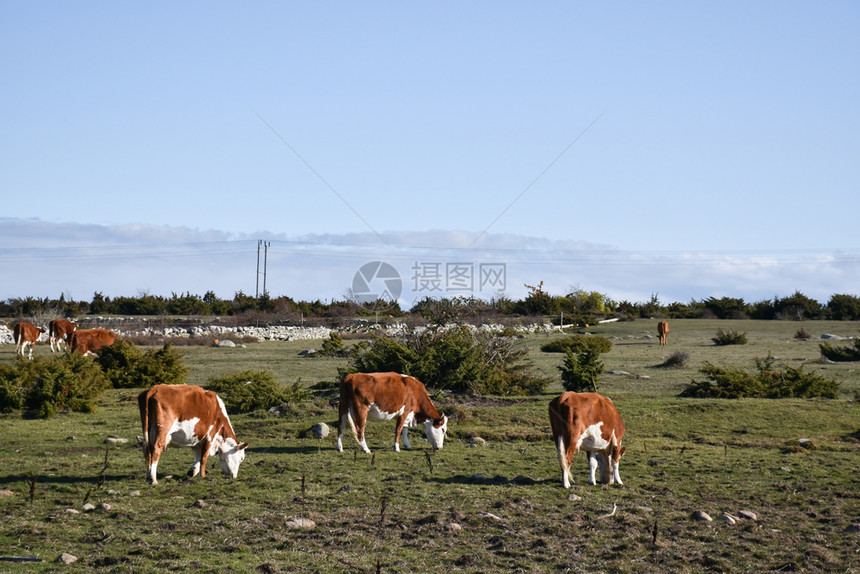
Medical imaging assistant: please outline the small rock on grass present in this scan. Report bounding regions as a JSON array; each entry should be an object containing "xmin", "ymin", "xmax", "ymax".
[
  {"xmin": 738, "ymin": 510, "xmax": 757, "ymax": 521},
  {"xmin": 284, "ymin": 517, "xmax": 316, "ymax": 530},
  {"xmin": 58, "ymin": 553, "xmax": 77, "ymax": 564},
  {"xmin": 718, "ymin": 514, "xmax": 737, "ymax": 525},
  {"xmin": 692, "ymin": 510, "xmax": 713, "ymax": 522},
  {"xmin": 311, "ymin": 422, "xmax": 330, "ymax": 439}
]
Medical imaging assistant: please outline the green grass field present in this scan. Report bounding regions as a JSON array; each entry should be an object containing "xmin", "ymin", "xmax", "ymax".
[{"xmin": 1, "ymin": 319, "xmax": 858, "ymax": 572}]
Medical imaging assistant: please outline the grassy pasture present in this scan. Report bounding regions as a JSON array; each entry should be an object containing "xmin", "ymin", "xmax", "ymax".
[{"xmin": 1, "ymin": 319, "xmax": 858, "ymax": 572}]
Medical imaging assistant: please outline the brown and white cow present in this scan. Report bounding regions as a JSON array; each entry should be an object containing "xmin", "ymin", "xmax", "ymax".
[
  {"xmin": 657, "ymin": 320, "xmax": 669, "ymax": 346},
  {"xmin": 337, "ymin": 372, "xmax": 448, "ymax": 453},
  {"xmin": 549, "ymin": 392, "xmax": 626, "ymax": 488},
  {"xmin": 49, "ymin": 319, "xmax": 77, "ymax": 352},
  {"xmin": 69, "ymin": 328, "xmax": 119, "ymax": 356},
  {"xmin": 138, "ymin": 384, "xmax": 248, "ymax": 485},
  {"xmin": 13, "ymin": 322, "xmax": 45, "ymax": 360}
]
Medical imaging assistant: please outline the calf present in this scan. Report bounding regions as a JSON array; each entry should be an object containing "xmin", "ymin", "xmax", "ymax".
[
  {"xmin": 49, "ymin": 319, "xmax": 77, "ymax": 352},
  {"xmin": 657, "ymin": 320, "xmax": 669, "ymax": 345},
  {"xmin": 69, "ymin": 328, "xmax": 118, "ymax": 356},
  {"xmin": 337, "ymin": 372, "xmax": 448, "ymax": 453},
  {"xmin": 549, "ymin": 392, "xmax": 626, "ymax": 488},
  {"xmin": 14, "ymin": 322, "xmax": 45, "ymax": 360},
  {"xmin": 138, "ymin": 384, "xmax": 248, "ymax": 485}
]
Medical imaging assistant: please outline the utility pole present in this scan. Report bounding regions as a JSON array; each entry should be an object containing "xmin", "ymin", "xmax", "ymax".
[
  {"xmin": 262, "ymin": 241, "xmax": 270, "ymax": 296},
  {"xmin": 255, "ymin": 240, "xmax": 262, "ymax": 298}
]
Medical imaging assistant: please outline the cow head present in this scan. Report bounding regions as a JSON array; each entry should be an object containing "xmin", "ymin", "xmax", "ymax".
[
  {"xmin": 218, "ymin": 438, "xmax": 249, "ymax": 478},
  {"xmin": 423, "ymin": 414, "xmax": 448, "ymax": 450}
]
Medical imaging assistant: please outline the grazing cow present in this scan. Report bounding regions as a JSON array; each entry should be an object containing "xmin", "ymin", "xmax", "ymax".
[
  {"xmin": 69, "ymin": 328, "xmax": 119, "ymax": 356},
  {"xmin": 337, "ymin": 372, "xmax": 448, "ymax": 453},
  {"xmin": 138, "ymin": 384, "xmax": 248, "ymax": 485},
  {"xmin": 48, "ymin": 319, "xmax": 77, "ymax": 352},
  {"xmin": 13, "ymin": 322, "xmax": 45, "ymax": 360},
  {"xmin": 657, "ymin": 321, "xmax": 670, "ymax": 346},
  {"xmin": 549, "ymin": 392, "xmax": 626, "ymax": 488}
]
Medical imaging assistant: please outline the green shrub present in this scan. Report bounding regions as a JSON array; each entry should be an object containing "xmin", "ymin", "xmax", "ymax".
[
  {"xmin": 0, "ymin": 364, "xmax": 25, "ymax": 412},
  {"xmin": 712, "ymin": 329, "xmax": 748, "ymax": 346},
  {"xmin": 95, "ymin": 340, "xmax": 188, "ymax": 388},
  {"xmin": 540, "ymin": 335, "xmax": 612, "ymax": 355},
  {"xmin": 314, "ymin": 332, "xmax": 348, "ymax": 357},
  {"xmin": 0, "ymin": 355, "xmax": 111, "ymax": 418},
  {"xmin": 680, "ymin": 360, "xmax": 839, "ymax": 399},
  {"xmin": 558, "ymin": 348, "xmax": 604, "ymax": 392},
  {"xmin": 819, "ymin": 339, "xmax": 860, "ymax": 362},
  {"xmin": 207, "ymin": 370, "xmax": 308, "ymax": 413},
  {"xmin": 346, "ymin": 328, "xmax": 548, "ymax": 396}
]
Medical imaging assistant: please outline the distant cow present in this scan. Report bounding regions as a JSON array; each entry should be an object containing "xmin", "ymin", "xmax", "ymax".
[
  {"xmin": 69, "ymin": 328, "xmax": 119, "ymax": 356},
  {"xmin": 48, "ymin": 319, "xmax": 77, "ymax": 352},
  {"xmin": 657, "ymin": 321, "xmax": 669, "ymax": 345},
  {"xmin": 549, "ymin": 392, "xmax": 626, "ymax": 488},
  {"xmin": 13, "ymin": 322, "xmax": 45, "ymax": 360},
  {"xmin": 138, "ymin": 384, "xmax": 248, "ymax": 485},
  {"xmin": 337, "ymin": 372, "xmax": 448, "ymax": 453}
]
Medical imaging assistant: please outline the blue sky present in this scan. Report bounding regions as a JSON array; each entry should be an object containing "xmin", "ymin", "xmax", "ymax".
[{"xmin": 2, "ymin": 3, "xmax": 859, "ymax": 306}]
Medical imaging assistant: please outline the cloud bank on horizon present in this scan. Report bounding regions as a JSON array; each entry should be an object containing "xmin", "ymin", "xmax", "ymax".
[{"xmin": 2, "ymin": 219, "xmax": 857, "ymax": 307}]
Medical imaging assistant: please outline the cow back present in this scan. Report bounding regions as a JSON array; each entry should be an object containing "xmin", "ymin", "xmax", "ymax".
[
  {"xmin": 13, "ymin": 322, "xmax": 42, "ymax": 342},
  {"xmin": 550, "ymin": 392, "xmax": 625, "ymax": 444},
  {"xmin": 342, "ymin": 372, "xmax": 441, "ymax": 422},
  {"xmin": 139, "ymin": 384, "xmax": 238, "ymax": 444},
  {"xmin": 70, "ymin": 328, "xmax": 119, "ymax": 354}
]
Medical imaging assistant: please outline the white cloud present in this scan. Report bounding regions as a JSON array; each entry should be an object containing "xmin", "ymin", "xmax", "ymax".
[{"xmin": 1, "ymin": 219, "xmax": 857, "ymax": 306}]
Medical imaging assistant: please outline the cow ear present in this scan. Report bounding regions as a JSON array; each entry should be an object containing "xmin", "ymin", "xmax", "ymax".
[{"xmin": 238, "ymin": 442, "xmax": 249, "ymax": 451}]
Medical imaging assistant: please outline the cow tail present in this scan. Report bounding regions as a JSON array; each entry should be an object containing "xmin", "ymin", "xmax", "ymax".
[
  {"xmin": 337, "ymin": 378, "xmax": 359, "ymax": 442},
  {"xmin": 138, "ymin": 390, "xmax": 154, "ymax": 446}
]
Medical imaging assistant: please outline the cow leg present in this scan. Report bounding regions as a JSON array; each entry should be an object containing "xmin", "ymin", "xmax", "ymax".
[
  {"xmin": 557, "ymin": 435, "xmax": 573, "ymax": 489},
  {"xmin": 587, "ymin": 452, "xmax": 602, "ymax": 485},
  {"xmin": 336, "ymin": 412, "xmax": 346, "ymax": 452},
  {"xmin": 146, "ymin": 423, "xmax": 169, "ymax": 485},
  {"xmin": 198, "ymin": 440, "xmax": 211, "ymax": 478},
  {"xmin": 189, "ymin": 443, "xmax": 205, "ymax": 478},
  {"xmin": 356, "ymin": 421, "xmax": 371, "ymax": 454},
  {"xmin": 338, "ymin": 409, "xmax": 361, "ymax": 452},
  {"xmin": 145, "ymin": 444, "xmax": 162, "ymax": 485},
  {"xmin": 610, "ymin": 455, "xmax": 623, "ymax": 485},
  {"xmin": 393, "ymin": 415, "xmax": 409, "ymax": 452},
  {"xmin": 350, "ymin": 404, "xmax": 371, "ymax": 453},
  {"xmin": 339, "ymin": 405, "xmax": 371, "ymax": 453}
]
